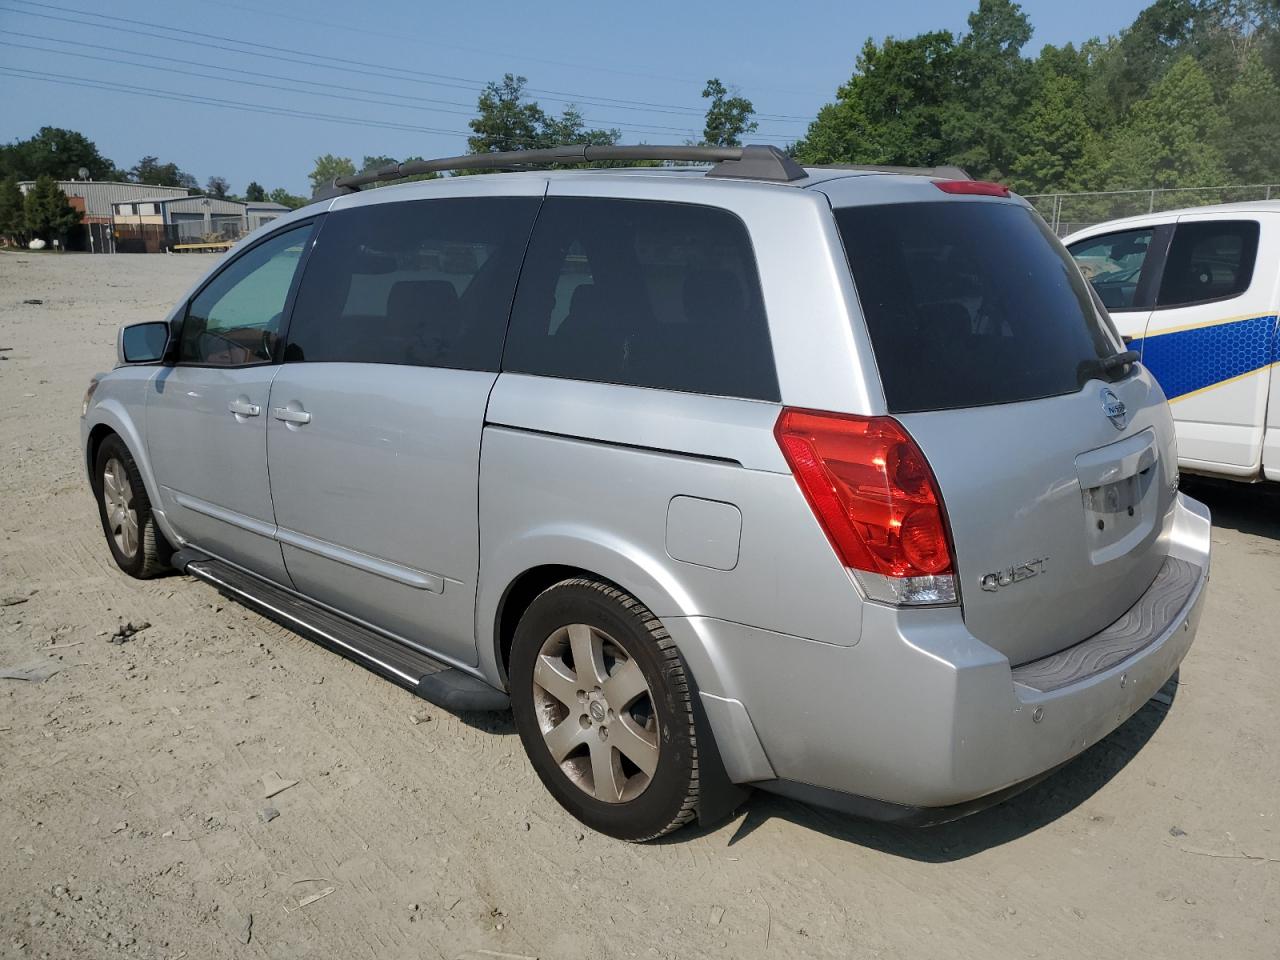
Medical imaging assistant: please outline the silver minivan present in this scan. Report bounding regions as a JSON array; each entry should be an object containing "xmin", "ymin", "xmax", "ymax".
[{"xmin": 82, "ymin": 145, "xmax": 1211, "ymax": 841}]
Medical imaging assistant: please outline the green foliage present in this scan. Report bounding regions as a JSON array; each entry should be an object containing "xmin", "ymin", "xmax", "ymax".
[
  {"xmin": 792, "ymin": 31, "xmax": 965, "ymax": 167},
  {"xmin": 268, "ymin": 187, "xmax": 308, "ymax": 209},
  {"xmin": 465, "ymin": 74, "xmax": 619, "ymax": 168},
  {"xmin": 1218, "ymin": 46, "xmax": 1280, "ymax": 182},
  {"xmin": 700, "ymin": 78, "xmax": 758, "ymax": 147},
  {"xmin": 22, "ymin": 175, "xmax": 82, "ymax": 243},
  {"xmin": 1009, "ymin": 73, "xmax": 1097, "ymax": 192},
  {"xmin": 0, "ymin": 127, "xmax": 121, "ymax": 182},
  {"xmin": 205, "ymin": 176, "xmax": 230, "ymax": 199},
  {"xmin": 1104, "ymin": 56, "xmax": 1229, "ymax": 189},
  {"xmin": 244, "ymin": 181, "xmax": 267, "ymax": 202},
  {"xmin": 308, "ymin": 154, "xmax": 356, "ymax": 194},
  {"xmin": 945, "ymin": 0, "xmax": 1036, "ymax": 178},
  {"xmin": 130, "ymin": 156, "xmax": 198, "ymax": 190},
  {"xmin": 795, "ymin": 0, "xmax": 1280, "ymax": 192},
  {"xmin": 0, "ymin": 176, "xmax": 25, "ymax": 242}
]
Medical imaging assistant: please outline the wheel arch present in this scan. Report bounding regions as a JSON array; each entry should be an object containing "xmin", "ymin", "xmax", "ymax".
[
  {"xmin": 486, "ymin": 548, "xmax": 754, "ymax": 828},
  {"xmin": 82, "ymin": 400, "xmax": 181, "ymax": 547}
]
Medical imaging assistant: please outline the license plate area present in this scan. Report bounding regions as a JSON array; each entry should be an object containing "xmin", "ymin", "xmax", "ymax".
[{"xmin": 1076, "ymin": 430, "xmax": 1159, "ymax": 565}]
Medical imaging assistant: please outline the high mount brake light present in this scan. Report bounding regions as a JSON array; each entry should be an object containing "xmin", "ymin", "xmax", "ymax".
[
  {"xmin": 774, "ymin": 408, "xmax": 958, "ymax": 606},
  {"xmin": 934, "ymin": 179, "xmax": 1010, "ymax": 197}
]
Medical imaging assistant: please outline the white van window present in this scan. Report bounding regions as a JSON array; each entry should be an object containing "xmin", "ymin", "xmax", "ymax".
[
  {"xmin": 1156, "ymin": 220, "xmax": 1260, "ymax": 309},
  {"xmin": 1068, "ymin": 228, "xmax": 1156, "ymax": 311}
]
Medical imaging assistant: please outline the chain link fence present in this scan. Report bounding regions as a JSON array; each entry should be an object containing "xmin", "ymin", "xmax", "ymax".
[{"xmin": 1026, "ymin": 184, "xmax": 1279, "ymax": 237}]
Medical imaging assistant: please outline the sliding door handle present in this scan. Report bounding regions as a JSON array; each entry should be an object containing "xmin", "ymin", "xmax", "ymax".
[
  {"xmin": 272, "ymin": 406, "xmax": 312, "ymax": 425},
  {"xmin": 227, "ymin": 398, "xmax": 260, "ymax": 417}
]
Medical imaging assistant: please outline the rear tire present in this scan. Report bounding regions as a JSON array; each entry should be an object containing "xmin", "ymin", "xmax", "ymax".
[
  {"xmin": 93, "ymin": 434, "xmax": 171, "ymax": 579},
  {"xmin": 509, "ymin": 578, "xmax": 699, "ymax": 841}
]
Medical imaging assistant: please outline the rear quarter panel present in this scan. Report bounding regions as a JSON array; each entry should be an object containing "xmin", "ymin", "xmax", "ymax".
[{"xmin": 475, "ymin": 376, "xmax": 867, "ymax": 688}]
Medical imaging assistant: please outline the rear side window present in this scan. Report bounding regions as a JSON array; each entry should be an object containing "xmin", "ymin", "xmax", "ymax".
[
  {"xmin": 1067, "ymin": 228, "xmax": 1157, "ymax": 311},
  {"xmin": 503, "ymin": 198, "xmax": 779, "ymax": 401},
  {"xmin": 834, "ymin": 201, "xmax": 1118, "ymax": 414},
  {"xmin": 1156, "ymin": 220, "xmax": 1259, "ymax": 309},
  {"xmin": 286, "ymin": 197, "xmax": 541, "ymax": 370}
]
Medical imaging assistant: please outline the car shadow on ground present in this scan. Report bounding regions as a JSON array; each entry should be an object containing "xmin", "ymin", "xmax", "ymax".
[
  {"xmin": 675, "ymin": 678, "xmax": 1179, "ymax": 861},
  {"xmin": 1180, "ymin": 475, "xmax": 1280, "ymax": 540}
]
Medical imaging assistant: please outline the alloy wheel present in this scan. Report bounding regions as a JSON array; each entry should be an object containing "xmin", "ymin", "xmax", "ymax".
[
  {"xmin": 531, "ymin": 623, "xmax": 660, "ymax": 803},
  {"xmin": 102, "ymin": 458, "xmax": 139, "ymax": 558}
]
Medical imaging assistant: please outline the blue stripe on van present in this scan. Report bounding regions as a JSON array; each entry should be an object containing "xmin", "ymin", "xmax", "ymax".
[{"xmin": 1130, "ymin": 313, "xmax": 1279, "ymax": 399}]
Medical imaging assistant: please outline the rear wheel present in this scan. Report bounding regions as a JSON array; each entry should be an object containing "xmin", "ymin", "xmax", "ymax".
[
  {"xmin": 93, "ymin": 434, "xmax": 171, "ymax": 579},
  {"xmin": 509, "ymin": 578, "xmax": 699, "ymax": 841}
]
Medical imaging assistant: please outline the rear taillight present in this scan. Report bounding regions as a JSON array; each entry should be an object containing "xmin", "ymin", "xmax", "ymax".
[
  {"xmin": 933, "ymin": 179, "xmax": 1010, "ymax": 197},
  {"xmin": 775, "ymin": 408, "xmax": 958, "ymax": 606}
]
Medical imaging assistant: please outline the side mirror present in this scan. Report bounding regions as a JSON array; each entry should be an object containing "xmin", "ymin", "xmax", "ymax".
[{"xmin": 118, "ymin": 321, "xmax": 172, "ymax": 365}]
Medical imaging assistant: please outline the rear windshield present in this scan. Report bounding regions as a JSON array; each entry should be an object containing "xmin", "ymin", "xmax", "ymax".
[{"xmin": 834, "ymin": 201, "xmax": 1119, "ymax": 414}]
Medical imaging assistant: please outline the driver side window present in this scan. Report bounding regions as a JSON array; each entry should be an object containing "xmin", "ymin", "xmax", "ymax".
[
  {"xmin": 1067, "ymin": 227, "xmax": 1156, "ymax": 312},
  {"xmin": 179, "ymin": 223, "xmax": 313, "ymax": 366}
]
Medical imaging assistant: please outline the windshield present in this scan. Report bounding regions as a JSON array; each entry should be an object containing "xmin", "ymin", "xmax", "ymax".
[{"xmin": 834, "ymin": 201, "xmax": 1121, "ymax": 414}]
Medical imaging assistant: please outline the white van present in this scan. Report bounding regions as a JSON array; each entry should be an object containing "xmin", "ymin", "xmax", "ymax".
[{"xmin": 1065, "ymin": 202, "xmax": 1280, "ymax": 482}]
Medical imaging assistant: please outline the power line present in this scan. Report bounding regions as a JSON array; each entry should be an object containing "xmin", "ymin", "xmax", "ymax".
[
  {"xmin": 3, "ymin": 28, "xmax": 480, "ymax": 111},
  {"xmin": 0, "ymin": 36, "xmax": 801, "ymax": 139},
  {"xmin": 0, "ymin": 66, "xmax": 476, "ymax": 138},
  {"xmin": 0, "ymin": 0, "xmax": 812, "ymax": 125},
  {"xmin": 0, "ymin": 66, "xmax": 787, "ymax": 153},
  {"xmin": 181, "ymin": 0, "xmax": 835, "ymax": 99}
]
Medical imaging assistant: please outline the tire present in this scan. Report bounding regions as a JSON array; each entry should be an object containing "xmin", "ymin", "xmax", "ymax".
[
  {"xmin": 93, "ymin": 434, "xmax": 171, "ymax": 579},
  {"xmin": 509, "ymin": 578, "xmax": 700, "ymax": 842}
]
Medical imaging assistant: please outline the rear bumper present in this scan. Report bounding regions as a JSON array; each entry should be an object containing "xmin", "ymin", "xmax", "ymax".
[{"xmin": 669, "ymin": 492, "xmax": 1211, "ymax": 815}]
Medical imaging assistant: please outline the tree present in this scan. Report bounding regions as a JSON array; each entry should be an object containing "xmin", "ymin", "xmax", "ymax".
[
  {"xmin": 268, "ymin": 187, "xmax": 307, "ymax": 209},
  {"xmin": 792, "ymin": 31, "xmax": 962, "ymax": 167},
  {"xmin": 465, "ymin": 74, "xmax": 619, "ymax": 162},
  {"xmin": 309, "ymin": 154, "xmax": 356, "ymax": 194},
  {"xmin": 945, "ymin": 0, "xmax": 1036, "ymax": 179},
  {"xmin": 1218, "ymin": 46, "xmax": 1280, "ymax": 182},
  {"xmin": 130, "ymin": 156, "xmax": 198, "ymax": 190},
  {"xmin": 468, "ymin": 75, "xmax": 546, "ymax": 153},
  {"xmin": 244, "ymin": 181, "xmax": 267, "ymax": 202},
  {"xmin": 0, "ymin": 176, "xmax": 25, "ymax": 243},
  {"xmin": 0, "ymin": 127, "xmax": 121, "ymax": 182},
  {"xmin": 360, "ymin": 155, "xmax": 397, "ymax": 175},
  {"xmin": 22, "ymin": 175, "xmax": 81, "ymax": 244},
  {"xmin": 700, "ymin": 78, "xmax": 758, "ymax": 147},
  {"xmin": 205, "ymin": 176, "xmax": 230, "ymax": 198},
  {"xmin": 1009, "ymin": 73, "xmax": 1098, "ymax": 192},
  {"xmin": 1105, "ymin": 55, "xmax": 1229, "ymax": 189}
]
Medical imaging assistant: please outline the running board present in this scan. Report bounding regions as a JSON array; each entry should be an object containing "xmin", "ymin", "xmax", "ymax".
[{"xmin": 182, "ymin": 557, "xmax": 508, "ymax": 712}]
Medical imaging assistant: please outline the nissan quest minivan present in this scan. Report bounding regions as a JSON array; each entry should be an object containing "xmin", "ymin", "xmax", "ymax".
[{"xmin": 82, "ymin": 145, "xmax": 1211, "ymax": 841}]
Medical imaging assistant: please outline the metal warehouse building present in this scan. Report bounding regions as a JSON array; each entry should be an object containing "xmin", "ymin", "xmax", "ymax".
[
  {"xmin": 17, "ymin": 180, "xmax": 192, "ymax": 252},
  {"xmin": 111, "ymin": 196, "xmax": 289, "ymax": 253}
]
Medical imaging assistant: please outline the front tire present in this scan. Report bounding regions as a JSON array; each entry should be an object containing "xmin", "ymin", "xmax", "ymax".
[
  {"xmin": 509, "ymin": 579, "xmax": 700, "ymax": 841},
  {"xmin": 93, "ymin": 434, "xmax": 171, "ymax": 579}
]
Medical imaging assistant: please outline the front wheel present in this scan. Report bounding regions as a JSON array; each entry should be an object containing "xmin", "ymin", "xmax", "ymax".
[
  {"xmin": 93, "ymin": 434, "xmax": 171, "ymax": 579},
  {"xmin": 509, "ymin": 579, "xmax": 700, "ymax": 841}
]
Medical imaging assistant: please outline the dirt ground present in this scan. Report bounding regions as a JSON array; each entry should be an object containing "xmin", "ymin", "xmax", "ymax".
[{"xmin": 1, "ymin": 251, "xmax": 1278, "ymax": 960}]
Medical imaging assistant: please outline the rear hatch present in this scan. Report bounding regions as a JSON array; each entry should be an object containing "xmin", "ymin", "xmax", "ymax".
[{"xmin": 829, "ymin": 191, "xmax": 1178, "ymax": 665}]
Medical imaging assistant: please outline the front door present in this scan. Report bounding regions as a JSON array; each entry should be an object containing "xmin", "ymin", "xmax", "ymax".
[
  {"xmin": 147, "ymin": 221, "xmax": 316, "ymax": 582},
  {"xmin": 265, "ymin": 190, "xmax": 543, "ymax": 666}
]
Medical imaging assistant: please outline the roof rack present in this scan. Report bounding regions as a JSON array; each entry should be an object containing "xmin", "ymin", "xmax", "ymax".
[
  {"xmin": 312, "ymin": 144, "xmax": 808, "ymax": 199},
  {"xmin": 811, "ymin": 162, "xmax": 972, "ymax": 180}
]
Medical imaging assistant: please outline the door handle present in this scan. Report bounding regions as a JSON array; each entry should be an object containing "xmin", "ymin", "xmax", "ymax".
[
  {"xmin": 227, "ymin": 399, "xmax": 260, "ymax": 417},
  {"xmin": 272, "ymin": 406, "xmax": 312, "ymax": 425}
]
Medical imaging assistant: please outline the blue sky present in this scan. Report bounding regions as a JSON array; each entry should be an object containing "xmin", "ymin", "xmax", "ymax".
[{"xmin": 1, "ymin": 0, "xmax": 1149, "ymax": 194}]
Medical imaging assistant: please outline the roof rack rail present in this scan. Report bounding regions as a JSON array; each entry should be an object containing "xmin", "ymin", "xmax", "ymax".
[
  {"xmin": 810, "ymin": 163, "xmax": 972, "ymax": 180},
  {"xmin": 312, "ymin": 143, "xmax": 807, "ymax": 199}
]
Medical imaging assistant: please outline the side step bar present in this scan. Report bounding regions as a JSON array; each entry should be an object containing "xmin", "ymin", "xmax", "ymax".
[{"xmin": 179, "ymin": 555, "xmax": 508, "ymax": 712}]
